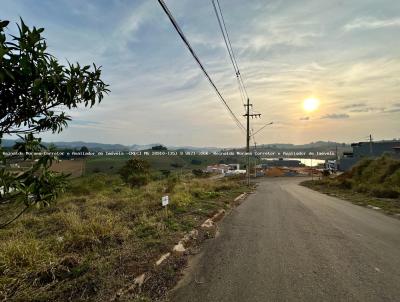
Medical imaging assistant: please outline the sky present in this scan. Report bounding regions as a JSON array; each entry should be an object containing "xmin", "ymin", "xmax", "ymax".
[{"xmin": 2, "ymin": 0, "xmax": 400, "ymax": 147}]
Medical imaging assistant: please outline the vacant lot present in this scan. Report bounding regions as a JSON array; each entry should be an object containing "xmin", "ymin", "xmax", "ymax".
[
  {"xmin": 302, "ymin": 156, "xmax": 400, "ymax": 215},
  {"xmin": 0, "ymin": 173, "xmax": 247, "ymax": 301},
  {"xmin": 50, "ymin": 160, "xmax": 86, "ymax": 178}
]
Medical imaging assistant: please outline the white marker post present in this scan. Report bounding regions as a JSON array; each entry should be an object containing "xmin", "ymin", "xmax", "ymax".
[{"xmin": 162, "ymin": 195, "xmax": 169, "ymax": 218}]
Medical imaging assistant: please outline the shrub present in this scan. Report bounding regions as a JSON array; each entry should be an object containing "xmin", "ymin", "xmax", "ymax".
[
  {"xmin": 119, "ymin": 158, "xmax": 150, "ymax": 188},
  {"xmin": 171, "ymin": 191, "xmax": 192, "ymax": 208}
]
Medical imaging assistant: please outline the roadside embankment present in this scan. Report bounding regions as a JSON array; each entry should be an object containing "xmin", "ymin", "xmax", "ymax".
[{"xmin": 301, "ymin": 156, "xmax": 400, "ymax": 216}]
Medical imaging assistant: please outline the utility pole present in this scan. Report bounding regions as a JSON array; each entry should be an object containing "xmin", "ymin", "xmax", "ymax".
[
  {"xmin": 310, "ymin": 156, "xmax": 314, "ymax": 181},
  {"xmin": 335, "ymin": 144, "xmax": 338, "ymax": 160},
  {"xmin": 244, "ymin": 98, "xmax": 261, "ymax": 185},
  {"xmin": 369, "ymin": 134, "xmax": 373, "ymax": 155},
  {"xmin": 254, "ymin": 142, "xmax": 257, "ymax": 178},
  {"xmin": 245, "ymin": 98, "xmax": 251, "ymax": 186}
]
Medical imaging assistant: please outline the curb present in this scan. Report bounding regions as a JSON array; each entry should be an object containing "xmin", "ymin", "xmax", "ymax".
[
  {"xmin": 234, "ymin": 193, "xmax": 246, "ymax": 202},
  {"xmin": 367, "ymin": 205, "xmax": 381, "ymax": 210},
  {"xmin": 112, "ymin": 192, "xmax": 248, "ymax": 301}
]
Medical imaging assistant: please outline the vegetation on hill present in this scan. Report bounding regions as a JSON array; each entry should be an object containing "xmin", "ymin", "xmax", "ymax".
[
  {"xmin": 302, "ymin": 156, "xmax": 400, "ymax": 215},
  {"xmin": 0, "ymin": 172, "xmax": 247, "ymax": 301}
]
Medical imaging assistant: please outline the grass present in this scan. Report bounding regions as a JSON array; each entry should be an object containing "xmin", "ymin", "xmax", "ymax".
[
  {"xmin": 301, "ymin": 156, "xmax": 400, "ymax": 215},
  {"xmin": 0, "ymin": 172, "xmax": 248, "ymax": 301}
]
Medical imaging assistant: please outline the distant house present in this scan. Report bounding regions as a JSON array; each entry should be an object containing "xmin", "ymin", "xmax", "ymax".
[
  {"xmin": 339, "ymin": 140, "xmax": 400, "ymax": 171},
  {"xmin": 228, "ymin": 163, "xmax": 240, "ymax": 171},
  {"xmin": 205, "ymin": 163, "xmax": 242, "ymax": 174},
  {"xmin": 206, "ymin": 164, "xmax": 230, "ymax": 174}
]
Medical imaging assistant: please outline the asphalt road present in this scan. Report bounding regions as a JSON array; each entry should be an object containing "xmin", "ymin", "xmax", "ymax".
[{"xmin": 170, "ymin": 177, "xmax": 400, "ymax": 302}]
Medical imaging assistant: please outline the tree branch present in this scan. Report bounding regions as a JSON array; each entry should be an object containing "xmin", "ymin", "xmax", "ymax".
[{"xmin": 0, "ymin": 205, "xmax": 29, "ymax": 229}]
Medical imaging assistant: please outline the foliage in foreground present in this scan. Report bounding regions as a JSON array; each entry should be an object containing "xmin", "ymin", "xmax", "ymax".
[
  {"xmin": 0, "ymin": 173, "xmax": 246, "ymax": 301},
  {"xmin": 0, "ymin": 19, "xmax": 108, "ymax": 227}
]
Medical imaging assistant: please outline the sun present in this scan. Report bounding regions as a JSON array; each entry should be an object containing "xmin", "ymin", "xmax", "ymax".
[{"xmin": 303, "ymin": 97, "xmax": 319, "ymax": 112}]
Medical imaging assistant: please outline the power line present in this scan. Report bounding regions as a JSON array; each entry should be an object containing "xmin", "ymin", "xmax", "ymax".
[
  {"xmin": 212, "ymin": 0, "xmax": 266, "ymax": 185},
  {"xmin": 157, "ymin": 0, "xmax": 245, "ymax": 132},
  {"xmin": 212, "ymin": 0, "xmax": 249, "ymax": 103},
  {"xmin": 212, "ymin": 0, "xmax": 237, "ymax": 74},
  {"xmin": 236, "ymin": 73, "xmax": 246, "ymax": 107}
]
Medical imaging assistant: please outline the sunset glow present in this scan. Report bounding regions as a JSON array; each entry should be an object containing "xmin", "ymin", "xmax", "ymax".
[{"xmin": 303, "ymin": 98, "xmax": 320, "ymax": 112}]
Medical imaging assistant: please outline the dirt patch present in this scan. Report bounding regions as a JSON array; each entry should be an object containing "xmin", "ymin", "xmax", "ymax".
[{"xmin": 50, "ymin": 160, "xmax": 86, "ymax": 177}]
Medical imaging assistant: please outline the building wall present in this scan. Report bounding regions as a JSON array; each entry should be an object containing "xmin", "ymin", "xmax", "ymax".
[
  {"xmin": 338, "ymin": 157, "xmax": 359, "ymax": 171},
  {"xmin": 352, "ymin": 141, "xmax": 400, "ymax": 157},
  {"xmin": 339, "ymin": 141, "xmax": 400, "ymax": 171}
]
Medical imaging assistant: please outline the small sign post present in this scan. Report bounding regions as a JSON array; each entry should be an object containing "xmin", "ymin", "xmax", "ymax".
[{"xmin": 162, "ymin": 195, "xmax": 169, "ymax": 218}]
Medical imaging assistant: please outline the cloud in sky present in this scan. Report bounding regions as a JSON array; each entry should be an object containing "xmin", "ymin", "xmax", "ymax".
[
  {"xmin": 299, "ymin": 117, "xmax": 310, "ymax": 121},
  {"xmin": 350, "ymin": 107, "xmax": 386, "ymax": 113},
  {"xmin": 321, "ymin": 114, "xmax": 350, "ymax": 119},
  {"xmin": 1, "ymin": 0, "xmax": 400, "ymax": 146},
  {"xmin": 385, "ymin": 107, "xmax": 400, "ymax": 113},
  {"xmin": 70, "ymin": 120, "xmax": 100, "ymax": 126},
  {"xmin": 341, "ymin": 103, "xmax": 366, "ymax": 109},
  {"xmin": 344, "ymin": 17, "xmax": 400, "ymax": 31}
]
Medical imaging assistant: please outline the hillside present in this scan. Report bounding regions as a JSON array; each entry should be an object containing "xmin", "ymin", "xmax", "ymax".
[
  {"xmin": 0, "ymin": 139, "xmax": 221, "ymax": 152},
  {"xmin": 302, "ymin": 156, "xmax": 400, "ymax": 215},
  {"xmin": 2, "ymin": 139, "xmax": 352, "ymax": 153},
  {"xmin": 337, "ymin": 156, "xmax": 400, "ymax": 197}
]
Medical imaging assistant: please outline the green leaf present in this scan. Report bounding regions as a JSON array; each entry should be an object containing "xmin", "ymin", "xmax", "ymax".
[
  {"xmin": 0, "ymin": 20, "xmax": 9, "ymax": 28},
  {"xmin": 0, "ymin": 18, "xmax": 108, "ymax": 225}
]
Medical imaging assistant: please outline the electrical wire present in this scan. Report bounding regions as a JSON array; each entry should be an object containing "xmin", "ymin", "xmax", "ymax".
[
  {"xmin": 157, "ymin": 0, "xmax": 245, "ymax": 132},
  {"xmin": 212, "ymin": 0, "xmax": 249, "ymax": 109}
]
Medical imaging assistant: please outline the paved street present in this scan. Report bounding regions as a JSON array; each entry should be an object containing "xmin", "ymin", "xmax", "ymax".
[{"xmin": 170, "ymin": 177, "xmax": 400, "ymax": 302}]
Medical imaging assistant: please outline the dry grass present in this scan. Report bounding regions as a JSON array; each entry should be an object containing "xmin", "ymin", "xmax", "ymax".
[{"xmin": 0, "ymin": 172, "xmax": 247, "ymax": 301}]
